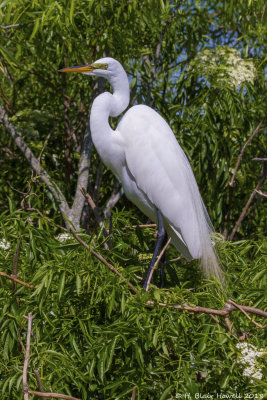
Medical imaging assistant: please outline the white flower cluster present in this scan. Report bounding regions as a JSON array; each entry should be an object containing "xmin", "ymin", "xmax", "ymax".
[
  {"xmin": 0, "ymin": 238, "xmax": 10, "ymax": 250},
  {"xmin": 189, "ymin": 46, "xmax": 256, "ymax": 89},
  {"xmin": 236, "ymin": 342, "xmax": 264, "ymax": 382},
  {"xmin": 55, "ymin": 233, "xmax": 73, "ymax": 242}
]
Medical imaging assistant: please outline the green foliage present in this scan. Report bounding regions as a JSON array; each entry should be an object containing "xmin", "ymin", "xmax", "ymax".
[{"xmin": 0, "ymin": 210, "xmax": 266, "ymax": 398}]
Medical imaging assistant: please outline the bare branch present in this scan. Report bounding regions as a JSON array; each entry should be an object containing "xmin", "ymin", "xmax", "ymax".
[
  {"xmin": 146, "ymin": 299, "xmax": 267, "ymax": 327},
  {"xmin": 144, "ymin": 238, "xmax": 171, "ymax": 291},
  {"xmin": 0, "ymin": 23, "xmax": 20, "ymax": 29},
  {"xmin": 255, "ymin": 189, "xmax": 267, "ymax": 198},
  {"xmin": 0, "ymin": 270, "xmax": 37, "ymax": 289},
  {"xmin": 122, "ymin": 223, "xmax": 157, "ymax": 231},
  {"xmin": 28, "ymin": 391, "xmax": 81, "ymax": 400},
  {"xmin": 229, "ymin": 114, "xmax": 267, "ymax": 187},
  {"xmin": 227, "ymin": 299, "xmax": 264, "ymax": 329},
  {"xmin": 23, "ymin": 313, "xmax": 34, "ymax": 400}
]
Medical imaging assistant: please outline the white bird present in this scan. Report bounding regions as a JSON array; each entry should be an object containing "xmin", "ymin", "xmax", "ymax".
[{"xmin": 60, "ymin": 57, "xmax": 223, "ymax": 289}]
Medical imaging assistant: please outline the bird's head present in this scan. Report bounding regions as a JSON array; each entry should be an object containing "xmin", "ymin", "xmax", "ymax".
[{"xmin": 59, "ymin": 57, "xmax": 122, "ymax": 80}]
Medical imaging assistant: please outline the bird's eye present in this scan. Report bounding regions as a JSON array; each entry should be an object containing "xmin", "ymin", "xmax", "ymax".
[{"xmin": 91, "ymin": 63, "xmax": 108, "ymax": 70}]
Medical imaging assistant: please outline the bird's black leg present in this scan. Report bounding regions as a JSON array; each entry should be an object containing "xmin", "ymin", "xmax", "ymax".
[{"xmin": 143, "ymin": 209, "xmax": 166, "ymax": 291}]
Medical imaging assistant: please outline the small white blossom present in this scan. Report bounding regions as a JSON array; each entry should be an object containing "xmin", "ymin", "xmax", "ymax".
[
  {"xmin": 0, "ymin": 239, "xmax": 10, "ymax": 250},
  {"xmin": 189, "ymin": 46, "xmax": 256, "ymax": 89},
  {"xmin": 236, "ymin": 342, "xmax": 264, "ymax": 383},
  {"xmin": 55, "ymin": 233, "xmax": 73, "ymax": 242}
]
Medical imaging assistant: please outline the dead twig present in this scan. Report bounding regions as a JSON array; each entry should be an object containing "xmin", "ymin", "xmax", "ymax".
[
  {"xmin": 255, "ymin": 189, "xmax": 267, "ymax": 198},
  {"xmin": 28, "ymin": 391, "xmax": 81, "ymax": 400},
  {"xmin": 122, "ymin": 223, "xmax": 157, "ymax": 230},
  {"xmin": 229, "ymin": 114, "xmax": 267, "ymax": 187},
  {"xmin": 227, "ymin": 299, "xmax": 264, "ymax": 329},
  {"xmin": 23, "ymin": 313, "xmax": 34, "ymax": 400},
  {"xmin": 0, "ymin": 23, "xmax": 21, "ymax": 29},
  {"xmin": 0, "ymin": 271, "xmax": 37, "ymax": 289}
]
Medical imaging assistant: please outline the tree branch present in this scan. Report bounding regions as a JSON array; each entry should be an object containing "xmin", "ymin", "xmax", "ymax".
[
  {"xmin": 146, "ymin": 299, "xmax": 267, "ymax": 325},
  {"xmin": 0, "ymin": 270, "xmax": 37, "ymax": 289},
  {"xmin": 28, "ymin": 391, "xmax": 81, "ymax": 400},
  {"xmin": 23, "ymin": 313, "xmax": 34, "ymax": 400},
  {"xmin": 70, "ymin": 121, "xmax": 93, "ymax": 227}
]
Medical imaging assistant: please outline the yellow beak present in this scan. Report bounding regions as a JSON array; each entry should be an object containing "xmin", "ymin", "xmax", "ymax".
[{"xmin": 59, "ymin": 64, "xmax": 95, "ymax": 73}]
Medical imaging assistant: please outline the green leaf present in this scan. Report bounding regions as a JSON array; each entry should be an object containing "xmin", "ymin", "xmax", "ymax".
[{"xmin": 159, "ymin": 385, "xmax": 172, "ymax": 400}]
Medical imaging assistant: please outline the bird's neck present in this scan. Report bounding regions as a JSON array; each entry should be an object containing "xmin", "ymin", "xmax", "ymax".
[{"xmin": 90, "ymin": 72, "xmax": 129, "ymax": 154}]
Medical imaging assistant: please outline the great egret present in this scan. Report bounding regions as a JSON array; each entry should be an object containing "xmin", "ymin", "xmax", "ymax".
[{"xmin": 60, "ymin": 57, "xmax": 223, "ymax": 289}]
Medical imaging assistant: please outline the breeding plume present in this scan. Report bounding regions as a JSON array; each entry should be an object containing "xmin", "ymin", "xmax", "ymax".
[{"xmin": 60, "ymin": 57, "xmax": 223, "ymax": 289}]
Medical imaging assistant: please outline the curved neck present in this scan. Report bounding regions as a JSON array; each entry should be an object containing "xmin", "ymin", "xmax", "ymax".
[
  {"xmin": 90, "ymin": 70, "xmax": 129, "ymax": 138},
  {"xmin": 89, "ymin": 71, "xmax": 129, "ymax": 168}
]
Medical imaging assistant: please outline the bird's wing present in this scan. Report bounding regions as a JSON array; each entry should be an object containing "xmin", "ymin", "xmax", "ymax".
[{"xmin": 118, "ymin": 105, "xmax": 211, "ymax": 259}]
